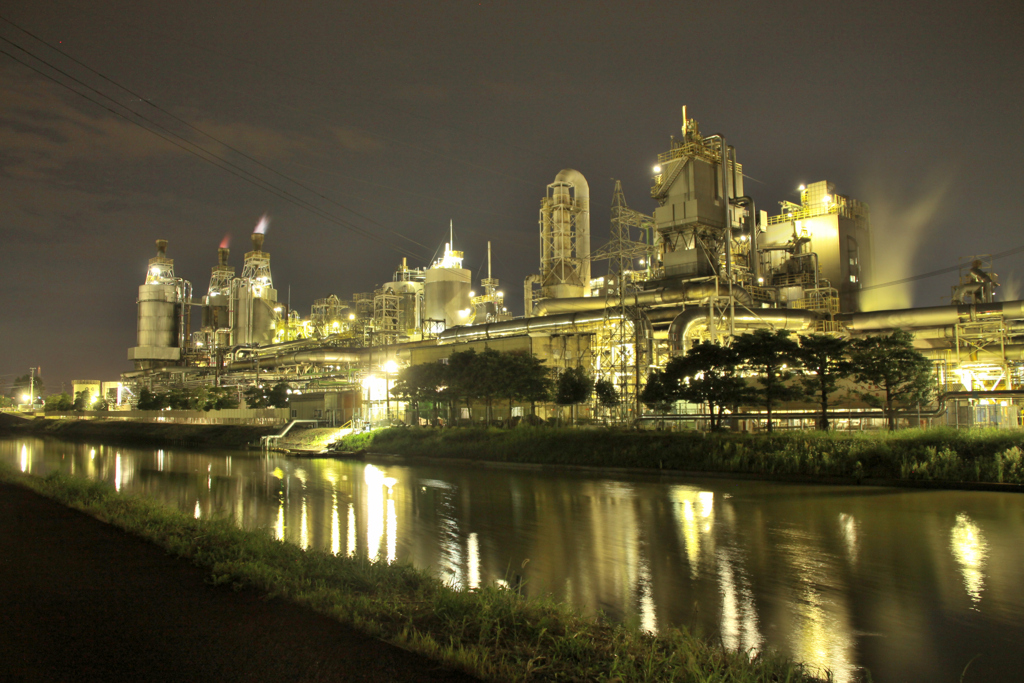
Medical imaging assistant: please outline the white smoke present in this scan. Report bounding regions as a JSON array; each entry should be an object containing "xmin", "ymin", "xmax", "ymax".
[{"xmin": 858, "ymin": 168, "xmax": 954, "ymax": 312}]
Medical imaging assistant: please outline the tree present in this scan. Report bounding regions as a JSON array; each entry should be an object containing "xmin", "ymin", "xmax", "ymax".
[
  {"xmin": 447, "ymin": 350, "xmax": 482, "ymax": 423},
  {"xmin": 665, "ymin": 341, "xmax": 751, "ymax": 431},
  {"xmin": 392, "ymin": 362, "xmax": 449, "ymax": 425},
  {"xmin": 555, "ymin": 366, "xmax": 593, "ymax": 425},
  {"xmin": 851, "ymin": 330, "xmax": 935, "ymax": 431},
  {"xmin": 93, "ymin": 396, "xmax": 109, "ymax": 411},
  {"xmin": 244, "ymin": 385, "xmax": 270, "ymax": 409},
  {"xmin": 137, "ymin": 387, "xmax": 168, "ymax": 410},
  {"xmin": 733, "ymin": 329, "xmax": 803, "ymax": 433},
  {"xmin": 268, "ymin": 382, "xmax": 291, "ymax": 408},
  {"xmin": 475, "ymin": 348, "xmax": 506, "ymax": 424},
  {"xmin": 640, "ymin": 370, "xmax": 674, "ymax": 427},
  {"xmin": 206, "ymin": 387, "xmax": 239, "ymax": 410},
  {"xmin": 44, "ymin": 392, "xmax": 73, "ymax": 411},
  {"xmin": 795, "ymin": 334, "xmax": 853, "ymax": 431},
  {"xmin": 73, "ymin": 389, "xmax": 92, "ymax": 411},
  {"xmin": 498, "ymin": 352, "xmax": 552, "ymax": 425},
  {"xmin": 594, "ymin": 378, "xmax": 621, "ymax": 422}
]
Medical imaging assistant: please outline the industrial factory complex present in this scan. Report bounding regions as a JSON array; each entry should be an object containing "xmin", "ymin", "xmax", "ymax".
[{"xmin": 116, "ymin": 109, "xmax": 1021, "ymax": 429}]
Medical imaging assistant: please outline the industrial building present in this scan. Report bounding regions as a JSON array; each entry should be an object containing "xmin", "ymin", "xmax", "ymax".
[{"xmin": 122, "ymin": 108, "xmax": 1023, "ymax": 429}]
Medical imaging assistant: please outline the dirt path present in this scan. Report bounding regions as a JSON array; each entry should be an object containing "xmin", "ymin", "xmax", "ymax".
[{"xmin": 0, "ymin": 482, "xmax": 480, "ymax": 682}]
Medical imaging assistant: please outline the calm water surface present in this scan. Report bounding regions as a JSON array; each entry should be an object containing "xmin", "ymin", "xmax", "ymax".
[{"xmin": 4, "ymin": 436, "xmax": 1023, "ymax": 682}]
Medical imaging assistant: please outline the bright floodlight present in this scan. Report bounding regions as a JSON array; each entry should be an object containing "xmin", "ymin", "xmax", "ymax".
[
  {"xmin": 823, "ymin": 194, "xmax": 832, "ymax": 203},
  {"xmin": 653, "ymin": 165, "xmax": 662, "ymax": 174},
  {"xmin": 798, "ymin": 184, "xmax": 806, "ymax": 191},
  {"xmin": 383, "ymin": 360, "xmax": 398, "ymax": 373}
]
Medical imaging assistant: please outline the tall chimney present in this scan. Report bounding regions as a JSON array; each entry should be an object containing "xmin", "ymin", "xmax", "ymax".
[
  {"xmin": 251, "ymin": 233, "xmax": 264, "ymax": 252},
  {"xmin": 156, "ymin": 239, "xmax": 168, "ymax": 257},
  {"xmin": 218, "ymin": 247, "xmax": 230, "ymax": 266}
]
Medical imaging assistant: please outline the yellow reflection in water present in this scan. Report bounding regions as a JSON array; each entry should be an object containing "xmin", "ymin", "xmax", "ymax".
[
  {"xmin": 20, "ymin": 444, "xmax": 28, "ymax": 472},
  {"xmin": 838, "ymin": 513, "xmax": 858, "ymax": 564},
  {"xmin": 115, "ymin": 454, "xmax": 122, "ymax": 492},
  {"xmin": 717, "ymin": 548, "xmax": 761, "ymax": 653},
  {"xmin": 468, "ymin": 532, "xmax": 480, "ymax": 590},
  {"xmin": 331, "ymin": 491, "xmax": 340, "ymax": 556},
  {"xmin": 387, "ymin": 498, "xmax": 397, "ymax": 563},
  {"xmin": 300, "ymin": 497, "xmax": 309, "ymax": 549},
  {"xmin": 347, "ymin": 503, "xmax": 356, "ymax": 557},
  {"xmin": 365, "ymin": 465, "xmax": 388, "ymax": 561},
  {"xmin": 951, "ymin": 513, "xmax": 988, "ymax": 605},
  {"xmin": 275, "ymin": 501, "xmax": 285, "ymax": 541},
  {"xmin": 638, "ymin": 553, "xmax": 657, "ymax": 634},
  {"xmin": 671, "ymin": 487, "xmax": 715, "ymax": 578},
  {"xmin": 194, "ymin": 500, "xmax": 201, "ymax": 519}
]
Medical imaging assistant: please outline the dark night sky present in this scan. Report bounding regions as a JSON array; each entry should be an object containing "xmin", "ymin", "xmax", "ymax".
[{"xmin": 1, "ymin": 0, "xmax": 1022, "ymax": 392}]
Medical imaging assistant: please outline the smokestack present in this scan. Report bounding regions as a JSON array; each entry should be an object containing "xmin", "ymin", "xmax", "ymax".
[
  {"xmin": 251, "ymin": 233, "xmax": 264, "ymax": 252},
  {"xmin": 218, "ymin": 248, "xmax": 230, "ymax": 266},
  {"xmin": 156, "ymin": 239, "xmax": 168, "ymax": 257}
]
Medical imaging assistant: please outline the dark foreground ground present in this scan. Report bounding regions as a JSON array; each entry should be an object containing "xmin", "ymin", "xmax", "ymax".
[{"xmin": 0, "ymin": 482, "xmax": 479, "ymax": 682}]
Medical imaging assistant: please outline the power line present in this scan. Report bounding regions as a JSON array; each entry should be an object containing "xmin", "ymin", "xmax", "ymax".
[
  {"xmin": 861, "ymin": 244, "xmax": 1024, "ymax": 291},
  {"xmin": 14, "ymin": 5, "xmax": 548, "ymax": 180},
  {"xmin": 0, "ymin": 30, "xmax": 428, "ymax": 259},
  {"xmin": 0, "ymin": 15, "xmax": 430, "ymax": 253}
]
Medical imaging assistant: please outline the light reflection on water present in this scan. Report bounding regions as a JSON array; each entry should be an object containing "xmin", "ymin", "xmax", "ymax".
[{"xmin": 3, "ymin": 437, "xmax": 1024, "ymax": 683}]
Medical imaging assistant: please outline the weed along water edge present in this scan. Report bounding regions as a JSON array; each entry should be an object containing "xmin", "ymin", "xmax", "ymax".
[{"xmin": 4, "ymin": 436, "xmax": 1024, "ymax": 681}]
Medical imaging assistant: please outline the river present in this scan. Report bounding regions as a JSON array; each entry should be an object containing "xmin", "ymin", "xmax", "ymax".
[{"xmin": 3, "ymin": 436, "xmax": 1023, "ymax": 682}]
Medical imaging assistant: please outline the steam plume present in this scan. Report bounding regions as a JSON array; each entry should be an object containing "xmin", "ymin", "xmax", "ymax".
[
  {"xmin": 254, "ymin": 213, "xmax": 270, "ymax": 235},
  {"xmin": 220, "ymin": 233, "xmax": 230, "ymax": 249}
]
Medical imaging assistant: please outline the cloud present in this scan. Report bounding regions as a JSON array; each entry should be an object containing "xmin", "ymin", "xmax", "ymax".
[{"xmin": 0, "ymin": 66, "xmax": 339, "ymax": 181}]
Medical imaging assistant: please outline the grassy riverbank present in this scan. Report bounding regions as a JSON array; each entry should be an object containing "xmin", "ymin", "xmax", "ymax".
[
  {"xmin": 0, "ymin": 464, "xmax": 826, "ymax": 683},
  {"xmin": 0, "ymin": 414, "xmax": 277, "ymax": 449},
  {"xmin": 342, "ymin": 426, "xmax": 1024, "ymax": 486}
]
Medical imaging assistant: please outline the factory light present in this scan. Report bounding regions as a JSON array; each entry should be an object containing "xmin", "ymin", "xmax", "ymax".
[
  {"xmin": 757, "ymin": 277, "xmax": 764, "ymax": 284},
  {"xmin": 496, "ymin": 291, "xmax": 503, "ymax": 297},
  {"xmin": 823, "ymin": 194, "xmax": 832, "ymax": 203},
  {"xmin": 21, "ymin": 393, "xmax": 29, "ymax": 403},
  {"xmin": 383, "ymin": 360, "xmax": 398, "ymax": 373},
  {"xmin": 798, "ymin": 184, "xmax": 806, "ymax": 191},
  {"xmin": 349, "ymin": 313, "xmax": 355, "ymax": 320},
  {"xmin": 653, "ymin": 165, "xmax": 662, "ymax": 174},
  {"xmin": 639, "ymin": 259, "xmax": 645, "ymax": 265},
  {"xmin": 469, "ymin": 290, "xmax": 475, "ymax": 297}
]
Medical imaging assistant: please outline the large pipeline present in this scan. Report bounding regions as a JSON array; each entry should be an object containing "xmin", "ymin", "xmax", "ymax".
[
  {"xmin": 534, "ymin": 280, "xmax": 753, "ymax": 316},
  {"xmin": 225, "ymin": 348, "xmax": 363, "ymax": 372},
  {"xmin": 439, "ymin": 309, "xmax": 619, "ymax": 344},
  {"xmin": 842, "ymin": 300, "xmax": 1024, "ymax": 331},
  {"xmin": 668, "ymin": 308, "xmax": 818, "ymax": 353}
]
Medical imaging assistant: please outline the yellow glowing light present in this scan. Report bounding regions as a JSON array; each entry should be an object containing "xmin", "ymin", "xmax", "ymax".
[
  {"xmin": 653, "ymin": 165, "xmax": 662, "ymax": 174},
  {"xmin": 469, "ymin": 290, "xmax": 475, "ymax": 297},
  {"xmin": 21, "ymin": 393, "xmax": 29, "ymax": 403},
  {"xmin": 348, "ymin": 313, "xmax": 355, "ymax": 320},
  {"xmin": 823, "ymin": 194, "xmax": 832, "ymax": 203},
  {"xmin": 383, "ymin": 360, "xmax": 398, "ymax": 373},
  {"xmin": 798, "ymin": 184, "xmax": 806, "ymax": 191}
]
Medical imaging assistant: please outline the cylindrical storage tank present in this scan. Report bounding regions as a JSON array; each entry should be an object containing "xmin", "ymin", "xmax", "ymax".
[
  {"xmin": 383, "ymin": 280, "xmax": 422, "ymax": 335},
  {"xmin": 137, "ymin": 283, "xmax": 179, "ymax": 347},
  {"xmin": 424, "ymin": 267, "xmax": 472, "ymax": 329}
]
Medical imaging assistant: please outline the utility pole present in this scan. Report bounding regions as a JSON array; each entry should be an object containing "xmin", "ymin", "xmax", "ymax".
[{"xmin": 29, "ymin": 367, "xmax": 35, "ymax": 406}]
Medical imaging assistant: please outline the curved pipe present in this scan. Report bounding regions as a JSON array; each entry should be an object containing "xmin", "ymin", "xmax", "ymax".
[
  {"xmin": 842, "ymin": 300, "xmax": 1024, "ymax": 331},
  {"xmin": 668, "ymin": 308, "xmax": 818, "ymax": 353}
]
